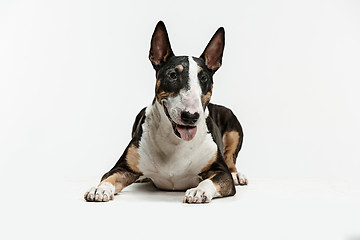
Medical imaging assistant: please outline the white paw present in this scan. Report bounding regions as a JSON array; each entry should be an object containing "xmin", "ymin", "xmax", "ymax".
[
  {"xmin": 183, "ymin": 179, "xmax": 218, "ymax": 204},
  {"xmin": 84, "ymin": 182, "xmax": 115, "ymax": 202},
  {"xmin": 231, "ymin": 172, "xmax": 248, "ymax": 185}
]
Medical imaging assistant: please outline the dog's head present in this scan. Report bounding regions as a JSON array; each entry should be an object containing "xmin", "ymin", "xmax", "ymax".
[{"xmin": 149, "ymin": 21, "xmax": 225, "ymax": 141}]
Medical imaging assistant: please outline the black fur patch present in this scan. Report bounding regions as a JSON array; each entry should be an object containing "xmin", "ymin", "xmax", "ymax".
[
  {"xmin": 155, "ymin": 56, "xmax": 190, "ymax": 102},
  {"xmin": 192, "ymin": 57, "xmax": 214, "ymax": 95},
  {"xmin": 131, "ymin": 107, "xmax": 147, "ymax": 145},
  {"xmin": 207, "ymin": 103, "xmax": 244, "ymax": 160}
]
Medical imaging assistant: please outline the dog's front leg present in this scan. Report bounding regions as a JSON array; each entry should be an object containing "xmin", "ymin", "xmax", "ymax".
[
  {"xmin": 84, "ymin": 169, "xmax": 140, "ymax": 202},
  {"xmin": 84, "ymin": 142, "xmax": 142, "ymax": 202},
  {"xmin": 183, "ymin": 169, "xmax": 235, "ymax": 204}
]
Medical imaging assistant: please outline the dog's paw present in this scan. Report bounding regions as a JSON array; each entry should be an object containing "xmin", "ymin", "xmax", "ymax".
[
  {"xmin": 84, "ymin": 182, "xmax": 115, "ymax": 202},
  {"xmin": 183, "ymin": 188, "xmax": 211, "ymax": 204},
  {"xmin": 183, "ymin": 179, "xmax": 218, "ymax": 204},
  {"xmin": 231, "ymin": 172, "xmax": 248, "ymax": 185}
]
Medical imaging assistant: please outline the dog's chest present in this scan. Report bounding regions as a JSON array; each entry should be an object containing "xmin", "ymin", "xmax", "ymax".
[{"xmin": 136, "ymin": 109, "xmax": 217, "ymax": 190}]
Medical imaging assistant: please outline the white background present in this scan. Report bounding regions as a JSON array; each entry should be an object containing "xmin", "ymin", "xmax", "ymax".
[{"xmin": 1, "ymin": 0, "xmax": 360, "ymax": 239}]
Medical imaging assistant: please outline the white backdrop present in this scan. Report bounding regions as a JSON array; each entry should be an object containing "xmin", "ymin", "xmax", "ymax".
[{"xmin": 1, "ymin": 0, "xmax": 360, "ymax": 239}]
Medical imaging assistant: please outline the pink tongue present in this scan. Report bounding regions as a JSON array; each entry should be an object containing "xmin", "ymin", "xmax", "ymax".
[{"xmin": 176, "ymin": 125, "xmax": 197, "ymax": 141}]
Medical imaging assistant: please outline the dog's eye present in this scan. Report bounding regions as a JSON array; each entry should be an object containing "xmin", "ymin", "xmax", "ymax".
[
  {"xmin": 200, "ymin": 75, "xmax": 208, "ymax": 83},
  {"xmin": 169, "ymin": 72, "xmax": 177, "ymax": 80}
]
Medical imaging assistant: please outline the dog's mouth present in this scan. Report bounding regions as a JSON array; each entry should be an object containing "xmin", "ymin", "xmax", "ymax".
[{"xmin": 163, "ymin": 105, "xmax": 197, "ymax": 141}]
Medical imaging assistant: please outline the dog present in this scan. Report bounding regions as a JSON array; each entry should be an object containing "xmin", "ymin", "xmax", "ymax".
[{"xmin": 84, "ymin": 21, "xmax": 247, "ymax": 204}]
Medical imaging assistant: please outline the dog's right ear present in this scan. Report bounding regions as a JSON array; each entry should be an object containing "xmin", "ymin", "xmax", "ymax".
[{"xmin": 149, "ymin": 21, "xmax": 174, "ymax": 70}]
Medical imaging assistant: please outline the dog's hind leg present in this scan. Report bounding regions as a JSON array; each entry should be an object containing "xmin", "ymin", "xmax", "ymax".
[
  {"xmin": 222, "ymin": 130, "xmax": 248, "ymax": 185},
  {"xmin": 222, "ymin": 130, "xmax": 241, "ymax": 173},
  {"xmin": 207, "ymin": 103, "xmax": 248, "ymax": 185}
]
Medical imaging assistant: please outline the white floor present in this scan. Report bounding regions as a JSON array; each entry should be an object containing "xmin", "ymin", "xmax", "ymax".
[
  {"xmin": 5, "ymin": 176, "xmax": 358, "ymax": 240},
  {"xmin": 40, "ymin": 177, "xmax": 360, "ymax": 240}
]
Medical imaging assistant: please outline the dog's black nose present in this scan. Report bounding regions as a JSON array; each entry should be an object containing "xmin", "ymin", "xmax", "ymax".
[{"xmin": 181, "ymin": 111, "xmax": 199, "ymax": 125}]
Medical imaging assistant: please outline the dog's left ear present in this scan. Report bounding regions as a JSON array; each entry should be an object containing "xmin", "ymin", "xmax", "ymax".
[
  {"xmin": 149, "ymin": 21, "xmax": 174, "ymax": 70},
  {"xmin": 200, "ymin": 27, "xmax": 225, "ymax": 73}
]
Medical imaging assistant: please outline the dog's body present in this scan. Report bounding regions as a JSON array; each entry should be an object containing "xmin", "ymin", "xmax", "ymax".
[{"xmin": 85, "ymin": 21, "xmax": 247, "ymax": 203}]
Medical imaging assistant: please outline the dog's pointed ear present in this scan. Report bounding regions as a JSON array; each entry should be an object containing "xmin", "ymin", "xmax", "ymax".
[
  {"xmin": 200, "ymin": 27, "xmax": 225, "ymax": 73},
  {"xmin": 149, "ymin": 21, "xmax": 174, "ymax": 70}
]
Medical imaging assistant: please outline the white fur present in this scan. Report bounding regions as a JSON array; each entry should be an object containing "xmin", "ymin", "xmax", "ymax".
[
  {"xmin": 137, "ymin": 56, "xmax": 217, "ymax": 190},
  {"xmin": 183, "ymin": 179, "xmax": 220, "ymax": 203},
  {"xmin": 185, "ymin": 56, "xmax": 203, "ymax": 114},
  {"xmin": 85, "ymin": 182, "xmax": 115, "ymax": 202},
  {"xmin": 163, "ymin": 56, "xmax": 203, "ymax": 124},
  {"xmin": 232, "ymin": 172, "xmax": 248, "ymax": 185},
  {"xmin": 137, "ymin": 101, "xmax": 217, "ymax": 190}
]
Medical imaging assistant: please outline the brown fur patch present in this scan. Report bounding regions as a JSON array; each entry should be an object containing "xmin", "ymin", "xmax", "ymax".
[
  {"xmin": 201, "ymin": 92, "xmax": 212, "ymax": 108},
  {"xmin": 197, "ymin": 66, "xmax": 203, "ymax": 73},
  {"xmin": 126, "ymin": 144, "xmax": 141, "ymax": 173},
  {"xmin": 99, "ymin": 173, "xmax": 123, "ymax": 193},
  {"xmin": 222, "ymin": 131, "xmax": 240, "ymax": 172},
  {"xmin": 201, "ymin": 151, "xmax": 218, "ymax": 172},
  {"xmin": 201, "ymin": 84, "xmax": 213, "ymax": 108},
  {"xmin": 100, "ymin": 171, "xmax": 140, "ymax": 194},
  {"xmin": 156, "ymin": 91, "xmax": 177, "ymax": 104},
  {"xmin": 176, "ymin": 64, "xmax": 184, "ymax": 72},
  {"xmin": 155, "ymin": 79, "xmax": 161, "ymax": 93},
  {"xmin": 156, "ymin": 78, "xmax": 179, "ymax": 104}
]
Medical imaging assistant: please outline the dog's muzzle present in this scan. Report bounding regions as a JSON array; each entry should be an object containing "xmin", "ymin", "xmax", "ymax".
[{"xmin": 163, "ymin": 105, "xmax": 198, "ymax": 141}]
